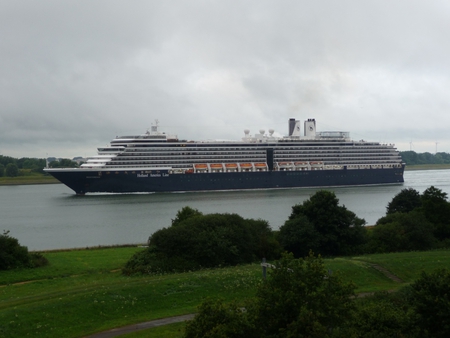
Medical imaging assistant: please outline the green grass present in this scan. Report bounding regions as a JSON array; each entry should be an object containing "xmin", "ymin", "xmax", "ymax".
[
  {"xmin": 325, "ymin": 258, "xmax": 399, "ymax": 292},
  {"xmin": 0, "ymin": 172, "xmax": 58, "ymax": 185},
  {"xmin": 0, "ymin": 247, "xmax": 262, "ymax": 338},
  {"xmin": 0, "ymin": 246, "xmax": 142, "ymax": 285},
  {"xmin": 405, "ymin": 164, "xmax": 450, "ymax": 170},
  {"xmin": 351, "ymin": 249, "xmax": 450, "ymax": 282},
  {"xmin": 1, "ymin": 247, "xmax": 450, "ymax": 338}
]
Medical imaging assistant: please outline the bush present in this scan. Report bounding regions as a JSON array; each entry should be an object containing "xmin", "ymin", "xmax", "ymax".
[
  {"xmin": 410, "ymin": 269, "xmax": 450, "ymax": 337},
  {"xmin": 278, "ymin": 215, "xmax": 320, "ymax": 258},
  {"xmin": 184, "ymin": 253, "xmax": 356, "ymax": 338},
  {"xmin": 124, "ymin": 210, "xmax": 281, "ymax": 275},
  {"xmin": 367, "ymin": 211, "xmax": 436, "ymax": 253},
  {"xmin": 5, "ymin": 163, "xmax": 19, "ymax": 177},
  {"xmin": 283, "ymin": 190, "xmax": 367, "ymax": 256},
  {"xmin": 0, "ymin": 231, "xmax": 48, "ymax": 270},
  {"xmin": 386, "ymin": 188, "xmax": 422, "ymax": 215},
  {"xmin": 184, "ymin": 298, "xmax": 257, "ymax": 338}
]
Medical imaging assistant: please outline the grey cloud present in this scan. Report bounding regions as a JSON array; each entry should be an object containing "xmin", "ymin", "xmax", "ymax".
[{"xmin": 1, "ymin": 0, "xmax": 450, "ymax": 157}]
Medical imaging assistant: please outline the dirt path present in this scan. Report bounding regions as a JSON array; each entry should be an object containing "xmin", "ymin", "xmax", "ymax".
[
  {"xmin": 83, "ymin": 314, "xmax": 195, "ymax": 338},
  {"xmin": 369, "ymin": 263, "xmax": 403, "ymax": 283}
]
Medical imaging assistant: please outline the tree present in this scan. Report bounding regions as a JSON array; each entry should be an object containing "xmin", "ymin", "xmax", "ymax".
[
  {"xmin": 368, "ymin": 211, "xmax": 436, "ymax": 253},
  {"xmin": 386, "ymin": 188, "xmax": 422, "ymax": 215},
  {"xmin": 5, "ymin": 163, "xmax": 19, "ymax": 177},
  {"xmin": 124, "ymin": 210, "xmax": 281, "ymax": 274},
  {"xmin": 421, "ymin": 186, "xmax": 450, "ymax": 239},
  {"xmin": 184, "ymin": 253, "xmax": 356, "ymax": 338},
  {"xmin": 245, "ymin": 219, "xmax": 281, "ymax": 260},
  {"xmin": 0, "ymin": 163, "xmax": 4, "ymax": 177},
  {"xmin": 0, "ymin": 231, "xmax": 30, "ymax": 270},
  {"xmin": 0, "ymin": 231, "xmax": 49, "ymax": 270},
  {"xmin": 278, "ymin": 215, "xmax": 320, "ymax": 258},
  {"xmin": 171, "ymin": 206, "xmax": 203, "ymax": 226},
  {"xmin": 349, "ymin": 291, "xmax": 418, "ymax": 337},
  {"xmin": 288, "ymin": 190, "xmax": 367, "ymax": 256},
  {"xmin": 410, "ymin": 269, "xmax": 450, "ymax": 337},
  {"xmin": 49, "ymin": 159, "xmax": 78, "ymax": 168},
  {"xmin": 183, "ymin": 298, "xmax": 257, "ymax": 338}
]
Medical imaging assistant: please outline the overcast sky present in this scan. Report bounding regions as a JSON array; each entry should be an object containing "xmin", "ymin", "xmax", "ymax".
[{"xmin": 1, "ymin": 0, "xmax": 450, "ymax": 158}]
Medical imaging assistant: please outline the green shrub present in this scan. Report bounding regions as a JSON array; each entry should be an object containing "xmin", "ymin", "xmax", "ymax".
[
  {"xmin": 283, "ymin": 190, "xmax": 367, "ymax": 256},
  {"xmin": 0, "ymin": 231, "xmax": 48, "ymax": 270},
  {"xmin": 367, "ymin": 211, "xmax": 436, "ymax": 253},
  {"xmin": 5, "ymin": 163, "xmax": 19, "ymax": 177},
  {"xmin": 184, "ymin": 253, "xmax": 356, "ymax": 338},
  {"xmin": 410, "ymin": 269, "xmax": 450, "ymax": 337},
  {"xmin": 124, "ymin": 210, "xmax": 281, "ymax": 275},
  {"xmin": 350, "ymin": 291, "xmax": 418, "ymax": 337}
]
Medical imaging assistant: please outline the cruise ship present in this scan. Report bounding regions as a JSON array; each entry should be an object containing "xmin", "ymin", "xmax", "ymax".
[{"xmin": 44, "ymin": 118, "xmax": 404, "ymax": 194}]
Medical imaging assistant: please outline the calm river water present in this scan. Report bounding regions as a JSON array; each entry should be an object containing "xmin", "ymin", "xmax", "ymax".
[{"xmin": 2, "ymin": 170, "xmax": 450, "ymax": 251}]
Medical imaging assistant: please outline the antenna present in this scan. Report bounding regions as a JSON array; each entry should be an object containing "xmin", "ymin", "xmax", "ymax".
[{"xmin": 435, "ymin": 142, "xmax": 438, "ymax": 154}]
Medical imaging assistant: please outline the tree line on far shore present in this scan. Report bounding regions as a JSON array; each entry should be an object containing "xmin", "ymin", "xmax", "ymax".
[
  {"xmin": 400, "ymin": 150, "xmax": 450, "ymax": 165},
  {"xmin": 0, "ymin": 155, "xmax": 78, "ymax": 177}
]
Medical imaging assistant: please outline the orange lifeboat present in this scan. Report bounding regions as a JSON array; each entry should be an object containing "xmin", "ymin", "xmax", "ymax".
[
  {"xmin": 194, "ymin": 164, "xmax": 208, "ymax": 169},
  {"xmin": 240, "ymin": 163, "xmax": 253, "ymax": 168},
  {"xmin": 210, "ymin": 164, "xmax": 223, "ymax": 169},
  {"xmin": 255, "ymin": 163, "xmax": 267, "ymax": 167},
  {"xmin": 295, "ymin": 162, "xmax": 308, "ymax": 166},
  {"xmin": 278, "ymin": 162, "xmax": 292, "ymax": 166},
  {"xmin": 225, "ymin": 163, "xmax": 238, "ymax": 168}
]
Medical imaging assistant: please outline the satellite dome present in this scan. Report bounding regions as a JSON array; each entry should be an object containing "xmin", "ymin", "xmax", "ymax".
[{"xmin": 244, "ymin": 129, "xmax": 250, "ymax": 135}]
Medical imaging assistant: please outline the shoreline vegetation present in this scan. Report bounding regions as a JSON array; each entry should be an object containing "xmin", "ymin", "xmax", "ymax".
[
  {"xmin": 1, "ymin": 246, "xmax": 449, "ymax": 338},
  {"xmin": 0, "ymin": 164, "xmax": 449, "ymax": 186}
]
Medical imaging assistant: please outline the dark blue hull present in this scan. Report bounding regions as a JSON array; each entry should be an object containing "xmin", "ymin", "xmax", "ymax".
[{"xmin": 46, "ymin": 166, "xmax": 405, "ymax": 194}]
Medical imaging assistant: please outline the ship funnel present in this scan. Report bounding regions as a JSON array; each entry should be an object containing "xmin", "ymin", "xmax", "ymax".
[
  {"xmin": 289, "ymin": 119, "xmax": 301, "ymax": 137},
  {"xmin": 289, "ymin": 118, "xmax": 296, "ymax": 136},
  {"xmin": 304, "ymin": 118, "xmax": 316, "ymax": 137}
]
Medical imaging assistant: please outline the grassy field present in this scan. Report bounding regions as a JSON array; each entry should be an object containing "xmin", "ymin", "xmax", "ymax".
[
  {"xmin": 404, "ymin": 164, "xmax": 450, "ymax": 170},
  {"xmin": 1, "ymin": 247, "xmax": 450, "ymax": 338},
  {"xmin": 0, "ymin": 172, "xmax": 58, "ymax": 185}
]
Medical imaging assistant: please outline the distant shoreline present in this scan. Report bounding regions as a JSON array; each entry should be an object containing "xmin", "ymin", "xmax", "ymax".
[
  {"xmin": 0, "ymin": 176, "xmax": 59, "ymax": 186},
  {"xmin": 0, "ymin": 164, "xmax": 448, "ymax": 186},
  {"xmin": 404, "ymin": 164, "xmax": 450, "ymax": 171}
]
